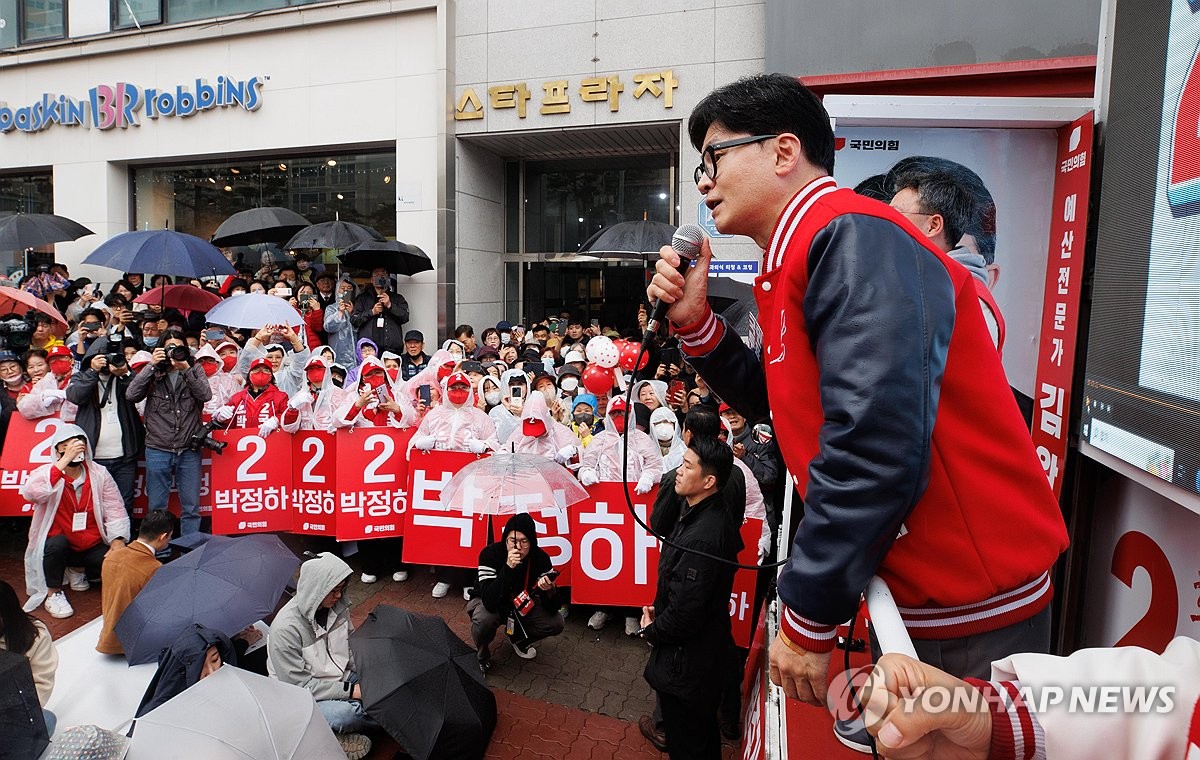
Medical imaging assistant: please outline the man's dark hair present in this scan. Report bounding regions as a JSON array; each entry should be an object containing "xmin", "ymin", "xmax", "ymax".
[
  {"xmin": 161, "ymin": 329, "xmax": 186, "ymax": 347},
  {"xmin": 567, "ymin": 315, "xmax": 584, "ymax": 327},
  {"xmin": 454, "ymin": 324, "xmax": 474, "ymax": 340},
  {"xmin": 688, "ymin": 435, "xmax": 733, "ymax": 490},
  {"xmin": 854, "ymin": 173, "xmax": 892, "ymax": 202},
  {"xmin": 138, "ymin": 509, "xmax": 174, "ymax": 540},
  {"xmin": 683, "ymin": 405, "xmax": 721, "ymax": 439},
  {"xmin": 887, "ymin": 156, "xmax": 997, "ymax": 263},
  {"xmin": 688, "ymin": 73, "xmax": 835, "ymax": 175},
  {"xmin": 79, "ymin": 308, "xmax": 106, "ymax": 324},
  {"xmin": 103, "ymin": 293, "xmax": 131, "ymax": 309},
  {"xmin": 532, "ymin": 324, "xmax": 549, "ymax": 335},
  {"xmin": 278, "ymin": 266, "xmax": 297, "ymax": 277},
  {"xmin": 141, "ymin": 313, "xmax": 161, "ymax": 327},
  {"xmin": 30, "ymin": 312, "xmax": 53, "ymax": 327}
]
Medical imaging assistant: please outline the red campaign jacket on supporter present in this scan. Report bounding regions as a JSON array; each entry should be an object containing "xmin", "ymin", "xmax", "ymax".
[
  {"xmin": 224, "ymin": 385, "xmax": 291, "ymax": 429},
  {"xmin": 676, "ymin": 177, "xmax": 1068, "ymax": 651}
]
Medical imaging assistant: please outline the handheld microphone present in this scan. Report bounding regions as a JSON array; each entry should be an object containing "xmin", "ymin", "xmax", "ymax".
[{"xmin": 646, "ymin": 223, "xmax": 706, "ymax": 336}]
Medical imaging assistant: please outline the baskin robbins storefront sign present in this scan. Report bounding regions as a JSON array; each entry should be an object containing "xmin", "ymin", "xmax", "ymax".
[{"xmin": 0, "ymin": 75, "xmax": 264, "ymax": 134}]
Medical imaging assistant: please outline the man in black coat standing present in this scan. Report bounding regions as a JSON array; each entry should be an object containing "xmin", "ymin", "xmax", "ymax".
[
  {"xmin": 349, "ymin": 267, "xmax": 409, "ymax": 355},
  {"xmin": 639, "ymin": 436, "xmax": 737, "ymax": 760}
]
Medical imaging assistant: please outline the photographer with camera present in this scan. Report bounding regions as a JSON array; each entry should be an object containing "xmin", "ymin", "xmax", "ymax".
[
  {"xmin": 126, "ymin": 331, "xmax": 211, "ymax": 535},
  {"xmin": 349, "ymin": 267, "xmax": 409, "ymax": 355},
  {"xmin": 18, "ymin": 345, "xmax": 78, "ymax": 422},
  {"xmin": 68, "ymin": 308, "xmax": 107, "ymax": 362},
  {"xmin": 66, "ymin": 332, "xmax": 146, "ymax": 518}
]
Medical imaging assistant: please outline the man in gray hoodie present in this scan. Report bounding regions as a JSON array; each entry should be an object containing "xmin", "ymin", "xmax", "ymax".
[{"xmin": 267, "ymin": 552, "xmax": 374, "ymax": 759}]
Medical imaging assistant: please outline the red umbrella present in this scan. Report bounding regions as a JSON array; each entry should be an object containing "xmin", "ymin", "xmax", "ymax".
[
  {"xmin": 0, "ymin": 285, "xmax": 69, "ymax": 331},
  {"xmin": 134, "ymin": 285, "xmax": 222, "ymax": 314}
]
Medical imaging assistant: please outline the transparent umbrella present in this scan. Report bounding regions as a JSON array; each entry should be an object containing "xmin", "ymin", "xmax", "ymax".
[{"xmin": 440, "ymin": 452, "xmax": 589, "ymax": 515}]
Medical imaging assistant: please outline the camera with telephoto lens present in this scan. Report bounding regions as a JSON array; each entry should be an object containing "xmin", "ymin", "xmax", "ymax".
[
  {"xmin": 101, "ymin": 334, "xmax": 127, "ymax": 374},
  {"xmin": 156, "ymin": 344, "xmax": 192, "ymax": 368},
  {"xmin": 0, "ymin": 317, "xmax": 32, "ymax": 353},
  {"xmin": 188, "ymin": 419, "xmax": 227, "ymax": 455}
]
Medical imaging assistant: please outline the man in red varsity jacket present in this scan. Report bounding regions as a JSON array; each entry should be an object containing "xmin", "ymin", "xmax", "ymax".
[{"xmin": 647, "ymin": 73, "xmax": 1069, "ymax": 710}]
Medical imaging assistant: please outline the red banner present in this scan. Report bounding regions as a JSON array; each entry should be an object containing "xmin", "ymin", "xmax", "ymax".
[
  {"xmin": 402, "ymin": 449, "xmax": 491, "ymax": 567},
  {"xmin": 291, "ymin": 431, "xmax": 337, "ymax": 536},
  {"xmin": 730, "ymin": 518, "xmax": 763, "ymax": 649},
  {"xmin": 568, "ymin": 482, "xmax": 660, "ymax": 607},
  {"xmin": 1032, "ymin": 111, "xmax": 1094, "ymax": 498},
  {"xmin": 0, "ymin": 415, "xmax": 71, "ymax": 517},
  {"xmin": 334, "ymin": 427, "xmax": 414, "ymax": 542},
  {"xmin": 527, "ymin": 505, "xmax": 574, "ymax": 587},
  {"xmin": 210, "ymin": 430, "xmax": 294, "ymax": 535}
]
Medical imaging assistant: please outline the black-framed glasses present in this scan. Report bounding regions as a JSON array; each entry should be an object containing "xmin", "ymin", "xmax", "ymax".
[{"xmin": 694, "ymin": 134, "xmax": 779, "ymax": 185}]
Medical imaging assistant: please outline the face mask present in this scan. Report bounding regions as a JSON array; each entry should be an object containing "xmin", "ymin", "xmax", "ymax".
[
  {"xmin": 200, "ymin": 361, "xmax": 219, "ymax": 378},
  {"xmin": 49, "ymin": 358, "xmax": 73, "ymax": 376},
  {"xmin": 447, "ymin": 386, "xmax": 470, "ymax": 406},
  {"xmin": 220, "ymin": 354, "xmax": 237, "ymax": 372},
  {"xmin": 611, "ymin": 414, "xmax": 626, "ymax": 434},
  {"xmin": 331, "ymin": 373, "xmax": 346, "ymax": 388},
  {"xmin": 364, "ymin": 372, "xmax": 387, "ymax": 389},
  {"xmin": 249, "ymin": 370, "xmax": 273, "ymax": 387},
  {"xmin": 384, "ymin": 367, "xmax": 399, "ymax": 383},
  {"xmin": 436, "ymin": 363, "xmax": 454, "ymax": 381},
  {"xmin": 573, "ymin": 412, "xmax": 594, "ymax": 427},
  {"xmin": 560, "ymin": 377, "xmax": 579, "ymax": 392},
  {"xmin": 231, "ymin": 289, "xmax": 246, "ymax": 296},
  {"xmin": 484, "ymin": 390, "xmax": 501, "ymax": 406},
  {"xmin": 143, "ymin": 336, "xmax": 159, "ymax": 348},
  {"xmin": 654, "ymin": 423, "xmax": 676, "ymax": 442},
  {"xmin": 500, "ymin": 333, "xmax": 511, "ymax": 345},
  {"xmin": 542, "ymin": 358, "xmax": 554, "ymax": 372},
  {"xmin": 523, "ymin": 418, "xmax": 547, "ymax": 437},
  {"xmin": 306, "ymin": 367, "xmax": 327, "ymax": 385},
  {"xmin": 539, "ymin": 386, "xmax": 556, "ymax": 403}
]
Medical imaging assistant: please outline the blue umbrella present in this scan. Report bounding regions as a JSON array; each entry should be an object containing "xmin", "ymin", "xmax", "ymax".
[
  {"xmin": 203, "ymin": 291, "xmax": 303, "ymax": 329},
  {"xmin": 83, "ymin": 230, "xmax": 236, "ymax": 278},
  {"xmin": 114, "ymin": 534, "xmax": 300, "ymax": 665}
]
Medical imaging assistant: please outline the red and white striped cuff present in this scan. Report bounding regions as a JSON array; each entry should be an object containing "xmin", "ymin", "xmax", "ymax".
[
  {"xmin": 896, "ymin": 573, "xmax": 1053, "ymax": 640},
  {"xmin": 674, "ymin": 307, "xmax": 724, "ymax": 357},
  {"xmin": 964, "ymin": 679, "xmax": 1045, "ymax": 760},
  {"xmin": 778, "ymin": 603, "xmax": 838, "ymax": 653}
]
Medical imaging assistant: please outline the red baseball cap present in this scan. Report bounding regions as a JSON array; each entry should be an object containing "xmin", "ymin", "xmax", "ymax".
[
  {"xmin": 248, "ymin": 357, "xmax": 273, "ymax": 373},
  {"xmin": 48, "ymin": 345, "xmax": 72, "ymax": 360}
]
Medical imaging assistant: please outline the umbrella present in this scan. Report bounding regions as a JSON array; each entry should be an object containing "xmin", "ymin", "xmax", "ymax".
[
  {"xmin": 41, "ymin": 725, "xmax": 130, "ymax": 760},
  {"xmin": 338, "ymin": 240, "xmax": 433, "ymax": 276},
  {"xmin": 133, "ymin": 285, "xmax": 222, "ymax": 314},
  {"xmin": 114, "ymin": 534, "xmax": 299, "ymax": 665},
  {"xmin": 0, "ymin": 650, "xmax": 50, "ymax": 760},
  {"xmin": 0, "ymin": 285, "xmax": 70, "ymax": 330},
  {"xmin": 83, "ymin": 230, "xmax": 236, "ymax": 279},
  {"xmin": 441, "ymin": 452, "xmax": 589, "ymax": 515},
  {"xmin": 0, "ymin": 212, "xmax": 94, "ymax": 251},
  {"xmin": 578, "ymin": 220, "xmax": 677, "ymax": 259},
  {"xmin": 705, "ymin": 275, "xmax": 758, "ymax": 339},
  {"xmin": 210, "ymin": 207, "xmax": 311, "ymax": 248},
  {"xmin": 202, "ymin": 291, "xmax": 303, "ymax": 329},
  {"xmin": 127, "ymin": 665, "xmax": 342, "ymax": 759},
  {"xmin": 284, "ymin": 220, "xmax": 384, "ymax": 251},
  {"xmin": 350, "ymin": 606, "xmax": 496, "ymax": 760}
]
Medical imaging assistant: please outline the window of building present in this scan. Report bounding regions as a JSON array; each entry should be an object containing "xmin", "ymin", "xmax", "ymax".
[
  {"xmin": 0, "ymin": 171, "xmax": 55, "ymax": 273},
  {"xmin": 113, "ymin": 0, "xmax": 162, "ymax": 29},
  {"xmin": 132, "ymin": 150, "xmax": 396, "ymax": 265},
  {"xmin": 20, "ymin": 0, "xmax": 65, "ymax": 43},
  {"xmin": 111, "ymin": 0, "xmax": 322, "ymax": 30}
]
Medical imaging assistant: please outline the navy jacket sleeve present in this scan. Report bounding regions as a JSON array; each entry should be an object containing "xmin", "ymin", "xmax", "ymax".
[{"xmin": 683, "ymin": 318, "xmax": 770, "ymax": 424}]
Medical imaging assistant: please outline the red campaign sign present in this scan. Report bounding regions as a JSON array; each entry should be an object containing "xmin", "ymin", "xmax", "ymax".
[
  {"xmin": 1032, "ymin": 111, "xmax": 1094, "ymax": 498},
  {"xmin": 527, "ymin": 505, "xmax": 573, "ymax": 587},
  {"xmin": 402, "ymin": 449, "xmax": 490, "ymax": 568},
  {"xmin": 730, "ymin": 518, "xmax": 763, "ymax": 649},
  {"xmin": 740, "ymin": 598, "xmax": 770, "ymax": 760},
  {"xmin": 210, "ymin": 430, "xmax": 294, "ymax": 535},
  {"xmin": 291, "ymin": 431, "xmax": 337, "ymax": 536},
  {"xmin": 568, "ymin": 482, "xmax": 660, "ymax": 607},
  {"xmin": 335, "ymin": 427, "xmax": 414, "ymax": 542},
  {"xmin": 0, "ymin": 415, "xmax": 71, "ymax": 517}
]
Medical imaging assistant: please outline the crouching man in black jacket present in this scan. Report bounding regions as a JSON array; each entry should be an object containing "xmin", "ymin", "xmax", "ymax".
[
  {"xmin": 467, "ymin": 513, "xmax": 564, "ymax": 672},
  {"xmin": 639, "ymin": 436, "xmax": 737, "ymax": 760}
]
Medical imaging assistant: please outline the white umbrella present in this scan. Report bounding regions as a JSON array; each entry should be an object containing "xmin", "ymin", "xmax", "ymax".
[
  {"xmin": 127, "ymin": 666, "xmax": 342, "ymax": 759},
  {"xmin": 202, "ymin": 292, "xmax": 303, "ymax": 329}
]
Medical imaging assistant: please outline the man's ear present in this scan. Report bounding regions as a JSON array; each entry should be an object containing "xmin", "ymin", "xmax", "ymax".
[
  {"xmin": 774, "ymin": 133, "xmax": 805, "ymax": 176},
  {"xmin": 926, "ymin": 212, "xmax": 946, "ymax": 241},
  {"xmin": 986, "ymin": 263, "xmax": 1001, "ymax": 290}
]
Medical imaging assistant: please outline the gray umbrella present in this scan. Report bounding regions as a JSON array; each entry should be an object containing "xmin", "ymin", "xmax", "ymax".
[
  {"xmin": 0, "ymin": 213, "xmax": 94, "ymax": 251},
  {"xmin": 210, "ymin": 207, "xmax": 311, "ymax": 247},
  {"xmin": 577, "ymin": 220, "xmax": 676, "ymax": 259},
  {"xmin": 284, "ymin": 220, "xmax": 385, "ymax": 251}
]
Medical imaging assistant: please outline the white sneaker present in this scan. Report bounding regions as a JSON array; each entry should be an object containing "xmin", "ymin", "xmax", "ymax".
[
  {"xmin": 625, "ymin": 616, "xmax": 641, "ymax": 637},
  {"xmin": 463, "ymin": 586, "xmax": 474, "ymax": 601},
  {"xmin": 360, "ymin": 573, "xmax": 377, "ymax": 584},
  {"xmin": 44, "ymin": 591, "xmax": 74, "ymax": 619},
  {"xmin": 432, "ymin": 581, "xmax": 451, "ymax": 598},
  {"xmin": 587, "ymin": 611, "xmax": 610, "ymax": 630},
  {"xmin": 508, "ymin": 636, "xmax": 537, "ymax": 659},
  {"xmin": 64, "ymin": 567, "xmax": 90, "ymax": 592},
  {"xmin": 392, "ymin": 570, "xmax": 409, "ymax": 582}
]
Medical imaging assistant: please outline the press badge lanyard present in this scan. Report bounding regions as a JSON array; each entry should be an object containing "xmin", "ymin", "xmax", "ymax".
[{"xmin": 66, "ymin": 472, "xmax": 93, "ymax": 532}]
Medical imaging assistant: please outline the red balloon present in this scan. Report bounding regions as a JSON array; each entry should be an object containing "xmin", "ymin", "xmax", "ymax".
[
  {"xmin": 618, "ymin": 340, "xmax": 649, "ymax": 372},
  {"xmin": 581, "ymin": 363, "xmax": 614, "ymax": 394}
]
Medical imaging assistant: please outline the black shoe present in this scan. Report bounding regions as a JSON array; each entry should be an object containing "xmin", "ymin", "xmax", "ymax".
[
  {"xmin": 477, "ymin": 646, "xmax": 492, "ymax": 674},
  {"xmin": 638, "ymin": 715, "xmax": 667, "ymax": 752}
]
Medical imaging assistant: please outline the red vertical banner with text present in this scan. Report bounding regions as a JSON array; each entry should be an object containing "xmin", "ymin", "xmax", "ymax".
[
  {"xmin": 569, "ymin": 482, "xmax": 660, "ymax": 607},
  {"xmin": 528, "ymin": 504, "xmax": 574, "ymax": 587},
  {"xmin": 403, "ymin": 449, "xmax": 491, "ymax": 568},
  {"xmin": 291, "ymin": 431, "xmax": 337, "ymax": 536},
  {"xmin": 0, "ymin": 416, "xmax": 68, "ymax": 517},
  {"xmin": 1032, "ymin": 111, "xmax": 1093, "ymax": 498},
  {"xmin": 210, "ymin": 430, "xmax": 293, "ymax": 534},
  {"xmin": 730, "ymin": 517, "xmax": 763, "ymax": 649},
  {"xmin": 334, "ymin": 427, "xmax": 414, "ymax": 542}
]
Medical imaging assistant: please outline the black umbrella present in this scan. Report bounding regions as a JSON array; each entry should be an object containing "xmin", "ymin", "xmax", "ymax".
[
  {"xmin": 706, "ymin": 275, "xmax": 758, "ymax": 339},
  {"xmin": 0, "ymin": 650, "xmax": 50, "ymax": 760},
  {"xmin": 0, "ymin": 212, "xmax": 94, "ymax": 251},
  {"xmin": 283, "ymin": 220, "xmax": 384, "ymax": 251},
  {"xmin": 210, "ymin": 207, "xmax": 311, "ymax": 247},
  {"xmin": 577, "ymin": 220, "xmax": 676, "ymax": 259},
  {"xmin": 338, "ymin": 240, "xmax": 433, "ymax": 276},
  {"xmin": 350, "ymin": 606, "xmax": 496, "ymax": 760}
]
